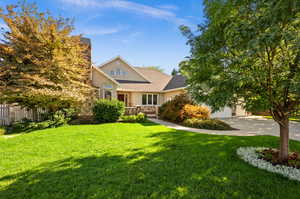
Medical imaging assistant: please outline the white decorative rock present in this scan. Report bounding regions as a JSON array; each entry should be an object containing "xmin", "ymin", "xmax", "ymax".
[{"xmin": 237, "ymin": 147, "xmax": 300, "ymax": 181}]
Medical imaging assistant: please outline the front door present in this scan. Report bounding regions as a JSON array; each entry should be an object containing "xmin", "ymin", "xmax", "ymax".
[
  {"xmin": 118, "ymin": 94, "xmax": 129, "ymax": 106},
  {"xmin": 118, "ymin": 94, "xmax": 125, "ymax": 102}
]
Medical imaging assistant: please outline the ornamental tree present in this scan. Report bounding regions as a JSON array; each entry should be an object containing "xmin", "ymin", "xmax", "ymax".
[
  {"xmin": 0, "ymin": 2, "xmax": 91, "ymax": 114},
  {"xmin": 180, "ymin": 0, "xmax": 300, "ymax": 161}
]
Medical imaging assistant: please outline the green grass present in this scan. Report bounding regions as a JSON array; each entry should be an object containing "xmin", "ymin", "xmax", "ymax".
[
  {"xmin": 1, "ymin": 122, "xmax": 300, "ymax": 199},
  {"xmin": 263, "ymin": 115, "xmax": 300, "ymax": 122}
]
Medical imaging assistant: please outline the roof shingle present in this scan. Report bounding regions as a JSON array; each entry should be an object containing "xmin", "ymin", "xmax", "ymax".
[
  {"xmin": 163, "ymin": 75, "xmax": 187, "ymax": 90},
  {"xmin": 117, "ymin": 67, "xmax": 172, "ymax": 92}
]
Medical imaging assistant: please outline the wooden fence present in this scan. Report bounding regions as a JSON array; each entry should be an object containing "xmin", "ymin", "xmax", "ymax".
[{"xmin": 0, "ymin": 104, "xmax": 45, "ymax": 126}]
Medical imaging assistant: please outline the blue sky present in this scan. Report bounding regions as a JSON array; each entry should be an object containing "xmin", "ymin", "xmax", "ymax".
[{"xmin": 0, "ymin": 0, "xmax": 205, "ymax": 74}]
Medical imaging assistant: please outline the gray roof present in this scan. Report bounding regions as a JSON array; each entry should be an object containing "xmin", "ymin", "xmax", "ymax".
[{"xmin": 163, "ymin": 75, "xmax": 187, "ymax": 90}]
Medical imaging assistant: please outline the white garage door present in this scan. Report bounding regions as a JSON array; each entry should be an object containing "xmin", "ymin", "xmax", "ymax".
[{"xmin": 210, "ymin": 107, "xmax": 232, "ymax": 118}]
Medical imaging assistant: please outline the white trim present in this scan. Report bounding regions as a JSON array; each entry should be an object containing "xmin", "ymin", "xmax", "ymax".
[
  {"xmin": 91, "ymin": 64, "xmax": 119, "ymax": 85},
  {"xmin": 98, "ymin": 56, "xmax": 151, "ymax": 83}
]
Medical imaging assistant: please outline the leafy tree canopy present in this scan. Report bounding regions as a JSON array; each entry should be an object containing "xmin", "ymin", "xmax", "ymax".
[
  {"xmin": 180, "ymin": 0, "xmax": 300, "ymax": 161},
  {"xmin": 0, "ymin": 1, "xmax": 91, "ymax": 111},
  {"xmin": 180, "ymin": 0, "xmax": 299, "ymax": 116}
]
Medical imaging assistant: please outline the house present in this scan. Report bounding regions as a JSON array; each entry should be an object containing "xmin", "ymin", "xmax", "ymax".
[{"xmin": 90, "ymin": 56, "xmax": 247, "ymax": 118}]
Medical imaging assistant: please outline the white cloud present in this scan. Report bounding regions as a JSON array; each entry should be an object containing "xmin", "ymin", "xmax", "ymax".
[
  {"xmin": 158, "ymin": 4, "xmax": 179, "ymax": 11},
  {"xmin": 74, "ymin": 25, "xmax": 123, "ymax": 36},
  {"xmin": 60, "ymin": 0, "xmax": 189, "ymax": 26}
]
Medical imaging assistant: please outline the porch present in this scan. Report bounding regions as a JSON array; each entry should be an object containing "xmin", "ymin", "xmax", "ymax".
[
  {"xmin": 124, "ymin": 106, "xmax": 159, "ymax": 118},
  {"xmin": 117, "ymin": 92, "xmax": 160, "ymax": 118}
]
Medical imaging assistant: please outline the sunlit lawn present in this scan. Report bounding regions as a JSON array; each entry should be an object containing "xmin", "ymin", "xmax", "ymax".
[
  {"xmin": 263, "ymin": 115, "xmax": 300, "ymax": 122},
  {"xmin": 1, "ymin": 122, "xmax": 300, "ymax": 199}
]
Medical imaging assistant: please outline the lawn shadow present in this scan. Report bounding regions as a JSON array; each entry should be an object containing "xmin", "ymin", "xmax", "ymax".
[{"xmin": 1, "ymin": 130, "xmax": 300, "ymax": 199}]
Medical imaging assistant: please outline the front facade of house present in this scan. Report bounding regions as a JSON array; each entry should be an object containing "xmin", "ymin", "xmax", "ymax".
[
  {"xmin": 90, "ymin": 56, "xmax": 247, "ymax": 118},
  {"xmin": 91, "ymin": 56, "xmax": 185, "ymax": 107}
]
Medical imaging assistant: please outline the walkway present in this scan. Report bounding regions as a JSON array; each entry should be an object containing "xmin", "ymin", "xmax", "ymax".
[{"xmin": 149, "ymin": 116, "xmax": 300, "ymax": 141}]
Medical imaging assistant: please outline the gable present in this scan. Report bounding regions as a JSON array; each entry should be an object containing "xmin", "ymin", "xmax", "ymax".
[
  {"xmin": 99, "ymin": 57, "xmax": 149, "ymax": 82},
  {"xmin": 92, "ymin": 67, "xmax": 118, "ymax": 89}
]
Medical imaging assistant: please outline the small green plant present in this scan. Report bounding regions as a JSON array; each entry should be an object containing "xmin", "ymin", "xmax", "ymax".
[
  {"xmin": 92, "ymin": 99, "xmax": 125, "ymax": 123},
  {"xmin": 120, "ymin": 113, "xmax": 147, "ymax": 123},
  {"xmin": 182, "ymin": 118, "xmax": 235, "ymax": 130}
]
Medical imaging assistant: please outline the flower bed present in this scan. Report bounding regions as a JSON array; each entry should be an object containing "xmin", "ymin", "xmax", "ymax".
[
  {"xmin": 237, "ymin": 147, "xmax": 300, "ymax": 181},
  {"xmin": 259, "ymin": 148, "xmax": 300, "ymax": 169}
]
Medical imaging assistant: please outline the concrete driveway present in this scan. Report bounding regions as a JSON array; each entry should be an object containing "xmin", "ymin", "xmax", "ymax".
[{"xmin": 149, "ymin": 116, "xmax": 300, "ymax": 141}]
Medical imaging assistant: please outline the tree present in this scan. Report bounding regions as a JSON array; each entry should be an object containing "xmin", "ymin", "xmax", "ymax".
[
  {"xmin": 144, "ymin": 66, "xmax": 164, "ymax": 73},
  {"xmin": 0, "ymin": 2, "xmax": 91, "ymax": 114},
  {"xmin": 180, "ymin": 0, "xmax": 300, "ymax": 161},
  {"xmin": 171, "ymin": 68, "xmax": 178, "ymax": 76}
]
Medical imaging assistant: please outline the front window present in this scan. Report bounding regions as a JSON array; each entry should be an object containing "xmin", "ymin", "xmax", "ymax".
[
  {"xmin": 142, "ymin": 94, "xmax": 147, "ymax": 105},
  {"xmin": 104, "ymin": 90, "xmax": 112, "ymax": 100},
  {"xmin": 142, "ymin": 94, "xmax": 158, "ymax": 105},
  {"xmin": 148, "ymin": 94, "xmax": 152, "ymax": 105},
  {"xmin": 153, "ymin": 95, "xmax": 158, "ymax": 105}
]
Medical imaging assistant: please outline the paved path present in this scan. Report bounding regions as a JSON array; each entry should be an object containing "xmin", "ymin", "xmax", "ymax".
[{"xmin": 149, "ymin": 116, "xmax": 300, "ymax": 141}]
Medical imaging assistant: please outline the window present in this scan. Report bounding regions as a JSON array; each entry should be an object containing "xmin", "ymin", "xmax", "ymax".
[
  {"xmin": 116, "ymin": 68, "xmax": 121, "ymax": 76},
  {"xmin": 103, "ymin": 84, "xmax": 113, "ymax": 89},
  {"xmin": 142, "ymin": 94, "xmax": 158, "ymax": 105},
  {"xmin": 104, "ymin": 90, "xmax": 112, "ymax": 100},
  {"xmin": 142, "ymin": 94, "xmax": 147, "ymax": 105},
  {"xmin": 110, "ymin": 70, "xmax": 115, "ymax": 76},
  {"xmin": 153, "ymin": 95, "xmax": 158, "ymax": 105},
  {"xmin": 148, "ymin": 94, "xmax": 152, "ymax": 105}
]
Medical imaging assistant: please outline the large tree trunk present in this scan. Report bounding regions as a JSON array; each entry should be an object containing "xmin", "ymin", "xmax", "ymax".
[{"xmin": 278, "ymin": 118, "xmax": 289, "ymax": 162}]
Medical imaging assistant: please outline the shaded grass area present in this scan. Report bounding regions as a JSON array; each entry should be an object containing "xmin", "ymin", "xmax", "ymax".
[{"xmin": 1, "ymin": 122, "xmax": 300, "ymax": 199}]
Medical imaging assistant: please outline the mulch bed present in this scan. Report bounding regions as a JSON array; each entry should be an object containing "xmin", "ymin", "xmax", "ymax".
[{"xmin": 258, "ymin": 148, "xmax": 300, "ymax": 169}]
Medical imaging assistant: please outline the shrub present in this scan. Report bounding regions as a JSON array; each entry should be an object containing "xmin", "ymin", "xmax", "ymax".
[
  {"xmin": 0, "ymin": 127, "xmax": 5, "ymax": 135},
  {"xmin": 180, "ymin": 104, "xmax": 210, "ymax": 121},
  {"xmin": 92, "ymin": 99, "xmax": 125, "ymax": 123},
  {"xmin": 159, "ymin": 93, "xmax": 194, "ymax": 122},
  {"xmin": 182, "ymin": 118, "xmax": 234, "ymax": 130},
  {"xmin": 7, "ymin": 108, "xmax": 77, "ymax": 134},
  {"xmin": 120, "ymin": 113, "xmax": 147, "ymax": 123}
]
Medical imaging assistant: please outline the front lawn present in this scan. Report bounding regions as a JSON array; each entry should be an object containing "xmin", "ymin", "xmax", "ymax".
[{"xmin": 1, "ymin": 122, "xmax": 300, "ymax": 199}]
